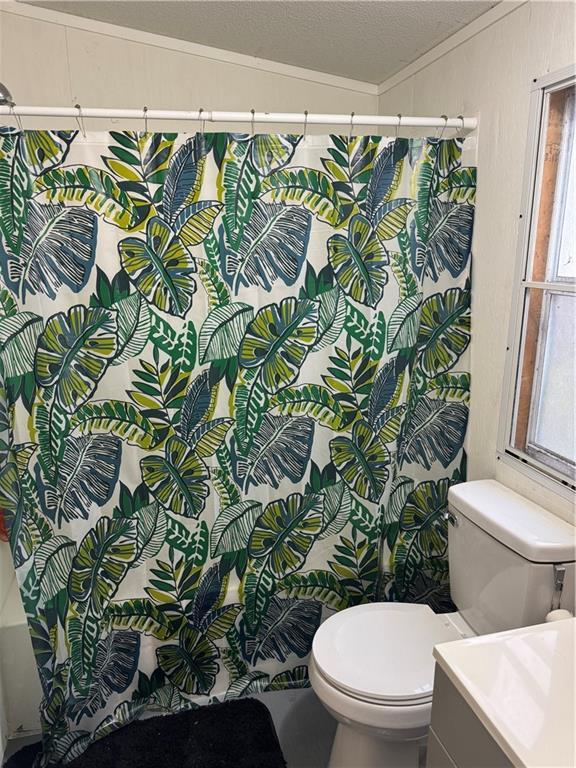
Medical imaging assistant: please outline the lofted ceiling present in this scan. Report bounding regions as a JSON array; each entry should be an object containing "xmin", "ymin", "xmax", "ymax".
[{"xmin": 20, "ymin": 0, "xmax": 501, "ymax": 84}]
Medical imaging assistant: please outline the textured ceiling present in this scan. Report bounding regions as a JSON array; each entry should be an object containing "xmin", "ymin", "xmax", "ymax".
[{"xmin": 22, "ymin": 0, "xmax": 500, "ymax": 84}]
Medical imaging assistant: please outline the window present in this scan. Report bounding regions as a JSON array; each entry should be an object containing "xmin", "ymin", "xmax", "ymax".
[{"xmin": 502, "ymin": 68, "xmax": 575, "ymax": 490}]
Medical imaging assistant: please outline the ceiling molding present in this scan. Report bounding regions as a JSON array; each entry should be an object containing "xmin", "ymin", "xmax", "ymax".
[
  {"xmin": 1, "ymin": 0, "xmax": 378, "ymax": 96},
  {"xmin": 377, "ymin": 0, "xmax": 527, "ymax": 96}
]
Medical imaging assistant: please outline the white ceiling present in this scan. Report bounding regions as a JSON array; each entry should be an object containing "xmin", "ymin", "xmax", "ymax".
[{"xmin": 22, "ymin": 0, "xmax": 500, "ymax": 85}]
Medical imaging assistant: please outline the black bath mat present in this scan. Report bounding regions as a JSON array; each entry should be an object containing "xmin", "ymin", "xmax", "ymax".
[{"xmin": 4, "ymin": 698, "xmax": 287, "ymax": 768}]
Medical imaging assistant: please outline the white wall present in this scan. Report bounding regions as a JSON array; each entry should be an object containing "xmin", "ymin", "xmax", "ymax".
[
  {"xmin": 0, "ymin": 1, "xmax": 378, "ymax": 750},
  {"xmin": 379, "ymin": 0, "xmax": 575, "ymax": 524},
  {"xmin": 0, "ymin": 0, "xmax": 376, "ymax": 132}
]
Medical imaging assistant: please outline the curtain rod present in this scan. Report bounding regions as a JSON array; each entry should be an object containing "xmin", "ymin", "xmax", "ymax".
[{"xmin": 0, "ymin": 105, "xmax": 477, "ymax": 131}]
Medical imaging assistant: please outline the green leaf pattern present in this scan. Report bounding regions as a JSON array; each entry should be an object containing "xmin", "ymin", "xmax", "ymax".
[{"xmin": 0, "ymin": 128, "xmax": 473, "ymax": 763}]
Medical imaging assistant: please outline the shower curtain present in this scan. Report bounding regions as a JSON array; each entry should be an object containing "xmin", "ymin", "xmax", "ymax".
[{"xmin": 0, "ymin": 128, "xmax": 474, "ymax": 765}]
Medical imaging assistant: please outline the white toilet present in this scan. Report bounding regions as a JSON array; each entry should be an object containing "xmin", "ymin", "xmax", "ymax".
[{"xmin": 310, "ymin": 479, "xmax": 576, "ymax": 768}]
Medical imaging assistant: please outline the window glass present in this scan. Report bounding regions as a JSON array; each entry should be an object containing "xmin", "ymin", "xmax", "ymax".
[{"xmin": 530, "ymin": 292, "xmax": 575, "ymax": 466}]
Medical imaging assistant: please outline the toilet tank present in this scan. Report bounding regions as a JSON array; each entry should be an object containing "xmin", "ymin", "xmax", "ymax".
[{"xmin": 448, "ymin": 480, "xmax": 576, "ymax": 635}]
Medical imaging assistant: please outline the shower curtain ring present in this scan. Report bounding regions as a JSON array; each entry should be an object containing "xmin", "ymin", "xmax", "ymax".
[
  {"xmin": 303, "ymin": 110, "xmax": 309, "ymax": 137},
  {"xmin": 250, "ymin": 108, "xmax": 256, "ymax": 137},
  {"xmin": 458, "ymin": 115, "xmax": 465, "ymax": 135},
  {"xmin": 143, "ymin": 105, "xmax": 148, "ymax": 133},
  {"xmin": 74, "ymin": 103, "xmax": 86, "ymax": 139},
  {"xmin": 10, "ymin": 104, "xmax": 23, "ymax": 132},
  {"xmin": 439, "ymin": 115, "xmax": 448, "ymax": 140},
  {"xmin": 198, "ymin": 108, "xmax": 205, "ymax": 136},
  {"xmin": 395, "ymin": 114, "xmax": 402, "ymax": 139},
  {"xmin": 348, "ymin": 111, "xmax": 355, "ymax": 141}
]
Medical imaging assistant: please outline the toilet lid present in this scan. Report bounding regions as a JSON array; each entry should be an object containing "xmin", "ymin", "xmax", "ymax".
[{"xmin": 312, "ymin": 603, "xmax": 461, "ymax": 704}]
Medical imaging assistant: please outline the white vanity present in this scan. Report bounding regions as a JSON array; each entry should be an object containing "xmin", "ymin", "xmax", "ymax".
[{"xmin": 427, "ymin": 619, "xmax": 575, "ymax": 768}]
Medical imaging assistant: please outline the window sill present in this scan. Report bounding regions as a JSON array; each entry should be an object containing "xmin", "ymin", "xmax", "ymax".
[{"xmin": 496, "ymin": 449, "xmax": 576, "ymax": 505}]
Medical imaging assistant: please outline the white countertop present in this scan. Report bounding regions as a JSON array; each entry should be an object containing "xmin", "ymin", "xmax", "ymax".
[{"xmin": 433, "ymin": 619, "xmax": 576, "ymax": 768}]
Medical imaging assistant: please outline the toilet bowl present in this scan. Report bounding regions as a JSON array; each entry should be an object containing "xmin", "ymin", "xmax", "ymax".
[
  {"xmin": 310, "ymin": 602, "xmax": 472, "ymax": 768},
  {"xmin": 310, "ymin": 480, "xmax": 576, "ymax": 768}
]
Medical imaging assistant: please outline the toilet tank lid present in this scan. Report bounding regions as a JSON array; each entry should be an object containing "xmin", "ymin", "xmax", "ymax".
[{"xmin": 448, "ymin": 480, "xmax": 576, "ymax": 563}]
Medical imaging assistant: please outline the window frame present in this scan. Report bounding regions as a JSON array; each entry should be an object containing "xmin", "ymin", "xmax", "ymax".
[{"xmin": 498, "ymin": 65, "xmax": 576, "ymax": 497}]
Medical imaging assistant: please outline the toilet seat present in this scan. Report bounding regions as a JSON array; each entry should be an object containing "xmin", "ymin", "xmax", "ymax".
[{"xmin": 312, "ymin": 603, "xmax": 463, "ymax": 706}]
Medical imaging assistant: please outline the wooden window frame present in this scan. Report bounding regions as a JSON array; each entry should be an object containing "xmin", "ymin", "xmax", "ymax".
[{"xmin": 498, "ymin": 66, "xmax": 576, "ymax": 497}]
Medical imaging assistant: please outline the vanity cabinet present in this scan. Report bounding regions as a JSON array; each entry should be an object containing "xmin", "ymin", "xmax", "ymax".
[
  {"xmin": 426, "ymin": 667, "xmax": 513, "ymax": 768},
  {"xmin": 426, "ymin": 619, "xmax": 575, "ymax": 768}
]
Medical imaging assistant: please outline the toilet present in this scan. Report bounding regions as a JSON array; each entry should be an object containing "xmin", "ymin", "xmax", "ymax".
[{"xmin": 310, "ymin": 479, "xmax": 576, "ymax": 768}]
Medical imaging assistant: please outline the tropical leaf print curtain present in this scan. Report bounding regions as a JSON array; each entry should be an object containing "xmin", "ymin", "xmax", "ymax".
[{"xmin": 0, "ymin": 128, "xmax": 474, "ymax": 765}]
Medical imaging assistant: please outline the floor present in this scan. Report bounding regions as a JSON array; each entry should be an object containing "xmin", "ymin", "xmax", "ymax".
[
  {"xmin": 256, "ymin": 688, "xmax": 336, "ymax": 768},
  {"xmin": 2, "ymin": 689, "xmax": 336, "ymax": 768}
]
